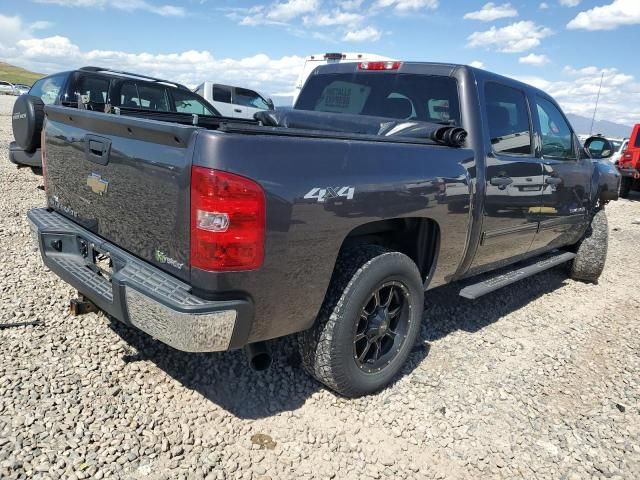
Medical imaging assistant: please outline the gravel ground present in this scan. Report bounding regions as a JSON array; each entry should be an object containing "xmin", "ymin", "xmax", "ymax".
[{"xmin": 0, "ymin": 94, "xmax": 639, "ymax": 480}]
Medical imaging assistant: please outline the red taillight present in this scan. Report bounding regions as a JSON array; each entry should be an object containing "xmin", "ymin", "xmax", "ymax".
[
  {"xmin": 623, "ymin": 151, "xmax": 632, "ymax": 160},
  {"xmin": 190, "ymin": 167, "xmax": 265, "ymax": 272},
  {"xmin": 359, "ymin": 61, "xmax": 401, "ymax": 71}
]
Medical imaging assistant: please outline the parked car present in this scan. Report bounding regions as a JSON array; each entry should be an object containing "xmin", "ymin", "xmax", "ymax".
[
  {"xmin": 611, "ymin": 138, "xmax": 629, "ymax": 165},
  {"xmin": 27, "ymin": 61, "xmax": 619, "ymax": 397},
  {"xmin": 0, "ymin": 80, "xmax": 17, "ymax": 95},
  {"xmin": 12, "ymin": 83, "xmax": 31, "ymax": 95},
  {"xmin": 618, "ymin": 124, "xmax": 640, "ymax": 197},
  {"xmin": 10, "ymin": 66, "xmax": 220, "ymax": 169},
  {"xmin": 194, "ymin": 82, "xmax": 273, "ymax": 119},
  {"xmin": 292, "ymin": 52, "xmax": 393, "ymax": 104}
]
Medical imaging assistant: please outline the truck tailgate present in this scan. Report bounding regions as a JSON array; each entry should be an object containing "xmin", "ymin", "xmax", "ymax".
[{"xmin": 43, "ymin": 106, "xmax": 197, "ymax": 281}]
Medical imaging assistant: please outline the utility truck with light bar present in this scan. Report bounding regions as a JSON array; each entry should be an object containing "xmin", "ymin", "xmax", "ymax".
[{"xmin": 27, "ymin": 61, "xmax": 619, "ymax": 397}]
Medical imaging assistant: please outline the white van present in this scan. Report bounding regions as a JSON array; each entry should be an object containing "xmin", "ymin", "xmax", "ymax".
[
  {"xmin": 292, "ymin": 52, "xmax": 394, "ymax": 105},
  {"xmin": 194, "ymin": 82, "xmax": 273, "ymax": 119}
]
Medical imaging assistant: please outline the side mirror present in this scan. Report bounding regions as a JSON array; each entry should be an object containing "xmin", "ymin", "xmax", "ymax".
[
  {"xmin": 266, "ymin": 98, "xmax": 275, "ymax": 110},
  {"xmin": 583, "ymin": 136, "xmax": 614, "ymax": 159}
]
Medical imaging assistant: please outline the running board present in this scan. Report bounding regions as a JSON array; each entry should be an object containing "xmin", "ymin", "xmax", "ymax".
[{"xmin": 459, "ymin": 251, "xmax": 576, "ymax": 300}]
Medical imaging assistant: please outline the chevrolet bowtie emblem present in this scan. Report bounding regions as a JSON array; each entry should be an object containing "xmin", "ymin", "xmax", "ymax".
[{"xmin": 87, "ymin": 173, "xmax": 108, "ymax": 195}]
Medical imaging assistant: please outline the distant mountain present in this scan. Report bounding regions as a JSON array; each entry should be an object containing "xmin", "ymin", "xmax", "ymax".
[
  {"xmin": 0, "ymin": 62, "xmax": 43, "ymax": 86},
  {"xmin": 566, "ymin": 113, "xmax": 633, "ymax": 139}
]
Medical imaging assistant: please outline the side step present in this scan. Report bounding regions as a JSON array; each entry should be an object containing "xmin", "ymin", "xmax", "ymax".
[{"xmin": 459, "ymin": 251, "xmax": 576, "ymax": 300}]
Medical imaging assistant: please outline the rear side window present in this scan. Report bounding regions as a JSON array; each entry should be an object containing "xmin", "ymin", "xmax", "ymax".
[
  {"xmin": 295, "ymin": 73, "xmax": 461, "ymax": 125},
  {"xmin": 120, "ymin": 83, "xmax": 140, "ymax": 107},
  {"xmin": 213, "ymin": 85, "xmax": 232, "ymax": 103},
  {"xmin": 485, "ymin": 82, "xmax": 532, "ymax": 155},
  {"xmin": 30, "ymin": 74, "xmax": 67, "ymax": 105},
  {"xmin": 137, "ymin": 84, "xmax": 169, "ymax": 111},
  {"xmin": 172, "ymin": 89, "xmax": 218, "ymax": 116},
  {"xmin": 535, "ymin": 96, "xmax": 575, "ymax": 160},
  {"xmin": 635, "ymin": 130, "xmax": 640, "ymax": 148},
  {"xmin": 233, "ymin": 87, "xmax": 269, "ymax": 109},
  {"xmin": 76, "ymin": 76, "xmax": 110, "ymax": 109}
]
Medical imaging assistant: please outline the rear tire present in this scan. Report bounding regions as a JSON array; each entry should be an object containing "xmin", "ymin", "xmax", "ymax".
[
  {"xmin": 298, "ymin": 245, "xmax": 424, "ymax": 398},
  {"xmin": 568, "ymin": 208, "xmax": 608, "ymax": 283},
  {"xmin": 619, "ymin": 177, "xmax": 632, "ymax": 198}
]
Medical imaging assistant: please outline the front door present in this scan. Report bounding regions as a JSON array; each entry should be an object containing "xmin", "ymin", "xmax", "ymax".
[
  {"xmin": 528, "ymin": 95, "xmax": 591, "ymax": 252},
  {"xmin": 470, "ymin": 81, "xmax": 543, "ymax": 274}
]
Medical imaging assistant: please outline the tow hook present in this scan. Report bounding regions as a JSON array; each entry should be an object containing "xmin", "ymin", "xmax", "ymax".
[{"xmin": 69, "ymin": 293, "xmax": 98, "ymax": 316}]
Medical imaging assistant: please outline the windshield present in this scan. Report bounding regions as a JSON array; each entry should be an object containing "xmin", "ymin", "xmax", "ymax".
[
  {"xmin": 295, "ymin": 72, "xmax": 461, "ymax": 125},
  {"xmin": 611, "ymin": 140, "xmax": 622, "ymax": 152}
]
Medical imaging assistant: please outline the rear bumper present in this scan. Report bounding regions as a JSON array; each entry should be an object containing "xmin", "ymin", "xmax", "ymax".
[
  {"xmin": 9, "ymin": 142, "xmax": 42, "ymax": 168},
  {"xmin": 27, "ymin": 208, "xmax": 252, "ymax": 352}
]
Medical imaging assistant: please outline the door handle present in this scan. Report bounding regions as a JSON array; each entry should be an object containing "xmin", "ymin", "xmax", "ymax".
[
  {"xmin": 490, "ymin": 176, "xmax": 513, "ymax": 187},
  {"xmin": 545, "ymin": 177, "xmax": 563, "ymax": 185},
  {"xmin": 234, "ymin": 108, "xmax": 242, "ymax": 113},
  {"xmin": 84, "ymin": 134, "xmax": 111, "ymax": 165}
]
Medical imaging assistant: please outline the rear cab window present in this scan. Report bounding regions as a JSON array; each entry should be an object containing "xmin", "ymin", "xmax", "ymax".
[
  {"xmin": 30, "ymin": 73, "xmax": 68, "ymax": 105},
  {"xmin": 76, "ymin": 75, "xmax": 110, "ymax": 111},
  {"xmin": 295, "ymin": 72, "xmax": 461, "ymax": 125}
]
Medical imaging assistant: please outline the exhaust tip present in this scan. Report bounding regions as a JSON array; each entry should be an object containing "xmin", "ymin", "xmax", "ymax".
[
  {"xmin": 245, "ymin": 342, "xmax": 272, "ymax": 371},
  {"xmin": 250, "ymin": 352, "xmax": 272, "ymax": 371}
]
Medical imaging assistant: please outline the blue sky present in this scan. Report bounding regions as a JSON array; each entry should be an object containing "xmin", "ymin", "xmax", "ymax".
[{"xmin": 1, "ymin": 0, "xmax": 639, "ymax": 124}]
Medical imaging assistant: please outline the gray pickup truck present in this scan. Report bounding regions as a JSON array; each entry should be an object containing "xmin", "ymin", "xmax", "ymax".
[{"xmin": 27, "ymin": 61, "xmax": 620, "ymax": 397}]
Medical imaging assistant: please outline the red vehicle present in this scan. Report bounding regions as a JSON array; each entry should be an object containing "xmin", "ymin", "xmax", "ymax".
[{"xmin": 618, "ymin": 124, "xmax": 640, "ymax": 197}]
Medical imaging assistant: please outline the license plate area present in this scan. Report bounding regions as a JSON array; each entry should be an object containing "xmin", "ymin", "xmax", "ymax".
[{"xmin": 78, "ymin": 238, "xmax": 113, "ymax": 282}]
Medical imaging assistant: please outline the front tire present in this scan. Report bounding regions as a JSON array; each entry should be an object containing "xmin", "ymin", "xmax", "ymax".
[
  {"xmin": 298, "ymin": 245, "xmax": 424, "ymax": 398},
  {"xmin": 569, "ymin": 208, "xmax": 608, "ymax": 283}
]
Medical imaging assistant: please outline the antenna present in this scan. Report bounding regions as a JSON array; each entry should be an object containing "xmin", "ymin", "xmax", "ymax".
[{"xmin": 589, "ymin": 72, "xmax": 605, "ymax": 135}]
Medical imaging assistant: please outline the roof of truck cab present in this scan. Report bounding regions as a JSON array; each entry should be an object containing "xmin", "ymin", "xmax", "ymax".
[{"xmin": 310, "ymin": 61, "xmax": 558, "ymax": 104}]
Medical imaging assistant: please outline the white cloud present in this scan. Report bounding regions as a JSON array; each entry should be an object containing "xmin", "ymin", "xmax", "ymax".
[
  {"xmin": 343, "ymin": 26, "xmax": 382, "ymax": 41},
  {"xmin": 519, "ymin": 53, "xmax": 550, "ymax": 66},
  {"xmin": 567, "ymin": 0, "xmax": 640, "ymax": 31},
  {"xmin": 35, "ymin": 0, "xmax": 185, "ymax": 16},
  {"xmin": 512, "ymin": 66, "xmax": 640, "ymax": 125},
  {"xmin": 463, "ymin": 3, "xmax": 518, "ymax": 21},
  {"xmin": 0, "ymin": 16, "xmax": 305, "ymax": 97},
  {"xmin": 559, "ymin": 0, "xmax": 580, "ymax": 6},
  {"xmin": 539, "ymin": 2, "xmax": 549, "ymax": 8},
  {"xmin": 338, "ymin": 0, "xmax": 365, "ymax": 9},
  {"xmin": 303, "ymin": 11, "xmax": 364, "ymax": 26},
  {"xmin": 467, "ymin": 21, "xmax": 553, "ymax": 53},
  {"xmin": 373, "ymin": 0, "xmax": 439, "ymax": 13},
  {"xmin": 239, "ymin": 0, "xmax": 320, "ymax": 25},
  {"xmin": 470, "ymin": 60, "xmax": 485, "ymax": 68}
]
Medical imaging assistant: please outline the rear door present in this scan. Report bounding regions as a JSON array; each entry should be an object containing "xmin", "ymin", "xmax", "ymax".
[
  {"xmin": 528, "ymin": 95, "xmax": 591, "ymax": 251},
  {"xmin": 211, "ymin": 85, "xmax": 235, "ymax": 117},
  {"xmin": 470, "ymin": 81, "xmax": 543, "ymax": 273},
  {"xmin": 43, "ymin": 106, "xmax": 197, "ymax": 280}
]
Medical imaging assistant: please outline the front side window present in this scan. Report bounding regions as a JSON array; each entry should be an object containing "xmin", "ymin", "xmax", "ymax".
[
  {"xmin": 295, "ymin": 73, "xmax": 461, "ymax": 125},
  {"xmin": 233, "ymin": 88, "xmax": 269, "ymax": 109},
  {"xmin": 30, "ymin": 74, "xmax": 67, "ymax": 105},
  {"xmin": 213, "ymin": 85, "xmax": 232, "ymax": 103},
  {"xmin": 485, "ymin": 82, "xmax": 532, "ymax": 155},
  {"xmin": 535, "ymin": 96, "xmax": 575, "ymax": 160},
  {"xmin": 173, "ymin": 89, "xmax": 217, "ymax": 115}
]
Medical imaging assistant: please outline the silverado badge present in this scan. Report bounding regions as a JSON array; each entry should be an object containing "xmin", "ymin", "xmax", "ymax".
[{"xmin": 87, "ymin": 173, "xmax": 108, "ymax": 196}]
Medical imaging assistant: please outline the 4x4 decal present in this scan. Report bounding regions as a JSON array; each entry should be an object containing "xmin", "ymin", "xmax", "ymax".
[{"xmin": 304, "ymin": 187, "xmax": 355, "ymax": 203}]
